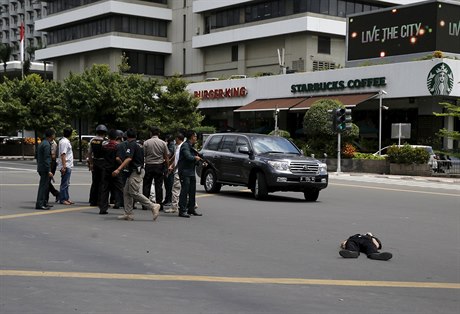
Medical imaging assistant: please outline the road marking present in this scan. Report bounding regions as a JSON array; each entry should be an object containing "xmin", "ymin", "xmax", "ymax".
[
  {"xmin": 0, "ymin": 206, "xmax": 93, "ymax": 220},
  {"xmin": 0, "ymin": 270, "xmax": 458, "ymax": 289},
  {"xmin": 330, "ymin": 182, "xmax": 460, "ymax": 197}
]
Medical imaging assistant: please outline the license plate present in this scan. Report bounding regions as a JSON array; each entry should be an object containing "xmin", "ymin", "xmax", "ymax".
[{"xmin": 300, "ymin": 176, "xmax": 315, "ymax": 182}]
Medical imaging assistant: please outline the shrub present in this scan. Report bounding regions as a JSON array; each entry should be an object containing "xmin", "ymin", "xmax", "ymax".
[
  {"xmin": 342, "ymin": 143, "xmax": 357, "ymax": 158},
  {"xmin": 269, "ymin": 129, "xmax": 291, "ymax": 139},
  {"xmin": 386, "ymin": 145, "xmax": 430, "ymax": 164},
  {"xmin": 353, "ymin": 152, "xmax": 385, "ymax": 160}
]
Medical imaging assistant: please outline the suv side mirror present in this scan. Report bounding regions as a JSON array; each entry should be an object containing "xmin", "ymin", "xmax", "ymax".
[{"xmin": 238, "ymin": 146, "xmax": 250, "ymax": 154}]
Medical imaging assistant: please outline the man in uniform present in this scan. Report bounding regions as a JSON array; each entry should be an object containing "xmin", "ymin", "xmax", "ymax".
[
  {"xmin": 36, "ymin": 129, "xmax": 55, "ymax": 210},
  {"xmin": 98, "ymin": 129, "xmax": 124, "ymax": 215},
  {"xmin": 112, "ymin": 128, "xmax": 160, "ymax": 221},
  {"xmin": 87, "ymin": 124, "xmax": 108, "ymax": 206},
  {"xmin": 142, "ymin": 126, "xmax": 169, "ymax": 211}
]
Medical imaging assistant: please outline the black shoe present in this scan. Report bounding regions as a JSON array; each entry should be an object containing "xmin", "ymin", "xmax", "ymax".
[
  {"xmin": 188, "ymin": 211, "xmax": 202, "ymax": 216},
  {"xmin": 55, "ymin": 194, "xmax": 60, "ymax": 203},
  {"xmin": 99, "ymin": 210, "xmax": 108, "ymax": 215},
  {"xmin": 178, "ymin": 212, "xmax": 190, "ymax": 218},
  {"xmin": 368, "ymin": 252, "xmax": 392, "ymax": 261},
  {"xmin": 339, "ymin": 249, "xmax": 359, "ymax": 258},
  {"xmin": 36, "ymin": 206, "xmax": 51, "ymax": 210},
  {"xmin": 44, "ymin": 204, "xmax": 54, "ymax": 208}
]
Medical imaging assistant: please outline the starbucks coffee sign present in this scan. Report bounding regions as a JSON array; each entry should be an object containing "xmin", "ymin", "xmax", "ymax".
[
  {"xmin": 427, "ymin": 62, "xmax": 454, "ymax": 96},
  {"xmin": 291, "ymin": 77, "xmax": 386, "ymax": 94}
]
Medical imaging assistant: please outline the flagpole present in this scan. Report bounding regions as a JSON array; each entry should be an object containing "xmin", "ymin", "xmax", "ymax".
[{"xmin": 20, "ymin": 22, "xmax": 24, "ymax": 79}]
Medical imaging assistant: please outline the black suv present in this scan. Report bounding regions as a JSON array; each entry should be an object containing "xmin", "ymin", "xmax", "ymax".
[{"xmin": 196, "ymin": 133, "xmax": 328, "ymax": 201}]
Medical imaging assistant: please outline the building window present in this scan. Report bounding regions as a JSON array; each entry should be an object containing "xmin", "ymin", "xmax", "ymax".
[
  {"xmin": 318, "ymin": 36, "xmax": 331, "ymax": 54},
  {"xmin": 48, "ymin": 15, "xmax": 167, "ymax": 45},
  {"xmin": 124, "ymin": 50, "xmax": 165, "ymax": 76},
  {"xmin": 231, "ymin": 45, "xmax": 238, "ymax": 62}
]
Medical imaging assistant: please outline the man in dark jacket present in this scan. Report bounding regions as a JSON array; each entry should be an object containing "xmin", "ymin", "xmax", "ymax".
[
  {"xmin": 339, "ymin": 233, "xmax": 392, "ymax": 261},
  {"xmin": 36, "ymin": 129, "xmax": 55, "ymax": 210},
  {"xmin": 177, "ymin": 130, "xmax": 204, "ymax": 218}
]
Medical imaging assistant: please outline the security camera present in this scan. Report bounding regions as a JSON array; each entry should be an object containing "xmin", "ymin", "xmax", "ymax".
[
  {"xmin": 380, "ymin": 90, "xmax": 387, "ymax": 95},
  {"xmin": 383, "ymin": 106, "xmax": 389, "ymax": 110}
]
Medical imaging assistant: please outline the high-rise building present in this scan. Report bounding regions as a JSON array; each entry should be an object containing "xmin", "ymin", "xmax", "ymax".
[
  {"xmin": 35, "ymin": 0, "xmax": 423, "ymax": 81},
  {"xmin": 0, "ymin": 0, "xmax": 50, "ymax": 77}
]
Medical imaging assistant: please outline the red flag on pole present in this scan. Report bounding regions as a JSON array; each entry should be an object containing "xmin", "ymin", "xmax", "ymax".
[{"xmin": 20, "ymin": 22, "xmax": 25, "ymax": 63}]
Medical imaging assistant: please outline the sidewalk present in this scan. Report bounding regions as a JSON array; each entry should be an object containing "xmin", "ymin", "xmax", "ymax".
[{"xmin": 331, "ymin": 172, "xmax": 460, "ymax": 184}]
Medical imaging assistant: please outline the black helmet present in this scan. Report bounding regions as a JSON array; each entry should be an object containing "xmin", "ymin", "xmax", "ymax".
[
  {"xmin": 116, "ymin": 130, "xmax": 124, "ymax": 139},
  {"xmin": 95, "ymin": 124, "xmax": 108, "ymax": 133}
]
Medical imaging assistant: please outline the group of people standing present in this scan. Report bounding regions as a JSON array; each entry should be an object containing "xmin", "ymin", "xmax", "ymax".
[{"xmin": 36, "ymin": 125, "xmax": 205, "ymax": 222}]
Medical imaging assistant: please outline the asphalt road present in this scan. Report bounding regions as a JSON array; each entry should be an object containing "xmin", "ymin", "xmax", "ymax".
[{"xmin": 1, "ymin": 160, "xmax": 459, "ymax": 314}]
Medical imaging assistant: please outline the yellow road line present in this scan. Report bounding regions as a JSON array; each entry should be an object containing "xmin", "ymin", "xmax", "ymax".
[
  {"xmin": 330, "ymin": 182, "xmax": 460, "ymax": 197},
  {"xmin": 0, "ymin": 270, "xmax": 458, "ymax": 289},
  {"xmin": 0, "ymin": 206, "xmax": 93, "ymax": 220}
]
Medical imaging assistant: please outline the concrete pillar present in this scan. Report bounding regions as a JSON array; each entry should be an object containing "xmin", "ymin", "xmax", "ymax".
[{"xmin": 443, "ymin": 116, "xmax": 454, "ymax": 150}]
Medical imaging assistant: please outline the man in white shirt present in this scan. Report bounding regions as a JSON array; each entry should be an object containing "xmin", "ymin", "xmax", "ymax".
[
  {"xmin": 57, "ymin": 128, "xmax": 74, "ymax": 205},
  {"xmin": 165, "ymin": 132, "xmax": 184, "ymax": 213}
]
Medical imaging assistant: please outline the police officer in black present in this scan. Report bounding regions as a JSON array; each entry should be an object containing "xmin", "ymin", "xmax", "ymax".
[
  {"xmin": 98, "ymin": 129, "xmax": 124, "ymax": 215},
  {"xmin": 87, "ymin": 124, "xmax": 108, "ymax": 206}
]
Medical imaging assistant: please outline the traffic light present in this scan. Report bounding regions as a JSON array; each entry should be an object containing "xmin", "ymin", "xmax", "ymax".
[{"xmin": 333, "ymin": 108, "xmax": 352, "ymax": 133}]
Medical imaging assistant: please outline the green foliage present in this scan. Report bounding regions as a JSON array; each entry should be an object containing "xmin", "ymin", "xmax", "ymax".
[
  {"xmin": 353, "ymin": 152, "xmax": 385, "ymax": 160},
  {"xmin": 386, "ymin": 144, "xmax": 430, "ymax": 164},
  {"xmin": 194, "ymin": 126, "xmax": 216, "ymax": 134},
  {"xmin": 433, "ymin": 99, "xmax": 460, "ymax": 141},
  {"xmin": 0, "ymin": 78, "xmax": 25, "ymax": 133},
  {"xmin": 154, "ymin": 75, "xmax": 204, "ymax": 134},
  {"xmin": 268, "ymin": 129, "xmax": 291, "ymax": 138},
  {"xmin": 302, "ymin": 99, "xmax": 360, "ymax": 156}
]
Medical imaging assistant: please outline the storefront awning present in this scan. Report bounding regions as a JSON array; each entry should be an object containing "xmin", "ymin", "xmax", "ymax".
[
  {"xmin": 289, "ymin": 93, "xmax": 377, "ymax": 111},
  {"xmin": 234, "ymin": 98, "xmax": 306, "ymax": 112}
]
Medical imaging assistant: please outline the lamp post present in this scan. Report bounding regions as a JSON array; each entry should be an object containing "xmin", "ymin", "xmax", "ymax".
[{"xmin": 378, "ymin": 90, "xmax": 387, "ymax": 156}]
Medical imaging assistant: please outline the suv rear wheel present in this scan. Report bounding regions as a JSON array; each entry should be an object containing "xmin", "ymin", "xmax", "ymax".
[
  {"xmin": 304, "ymin": 189, "xmax": 319, "ymax": 202},
  {"xmin": 253, "ymin": 172, "xmax": 268, "ymax": 200},
  {"xmin": 204, "ymin": 169, "xmax": 221, "ymax": 193}
]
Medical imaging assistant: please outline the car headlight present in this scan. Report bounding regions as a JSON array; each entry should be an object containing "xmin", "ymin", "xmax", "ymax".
[
  {"xmin": 267, "ymin": 160, "xmax": 290, "ymax": 172},
  {"xmin": 318, "ymin": 163, "xmax": 327, "ymax": 175}
]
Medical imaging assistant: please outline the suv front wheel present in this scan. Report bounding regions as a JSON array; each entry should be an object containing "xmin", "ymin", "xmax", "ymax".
[
  {"xmin": 204, "ymin": 169, "xmax": 222, "ymax": 193},
  {"xmin": 304, "ymin": 189, "xmax": 320, "ymax": 202},
  {"xmin": 253, "ymin": 172, "xmax": 268, "ymax": 200}
]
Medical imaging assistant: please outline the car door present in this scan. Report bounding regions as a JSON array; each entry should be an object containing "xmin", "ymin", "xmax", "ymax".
[
  {"xmin": 232, "ymin": 136, "xmax": 251, "ymax": 184},
  {"xmin": 202, "ymin": 135, "xmax": 224, "ymax": 180},
  {"xmin": 217, "ymin": 135, "xmax": 237, "ymax": 182}
]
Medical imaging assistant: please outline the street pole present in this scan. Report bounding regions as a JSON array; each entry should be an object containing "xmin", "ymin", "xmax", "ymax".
[
  {"xmin": 379, "ymin": 92, "xmax": 382, "ymax": 156},
  {"xmin": 337, "ymin": 132, "xmax": 341, "ymax": 173},
  {"xmin": 378, "ymin": 90, "xmax": 387, "ymax": 156}
]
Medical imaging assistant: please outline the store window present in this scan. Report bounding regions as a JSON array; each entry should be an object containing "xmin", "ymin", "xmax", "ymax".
[{"xmin": 231, "ymin": 45, "xmax": 238, "ymax": 62}]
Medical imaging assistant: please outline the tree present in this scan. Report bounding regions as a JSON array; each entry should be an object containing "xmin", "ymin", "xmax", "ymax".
[
  {"xmin": 154, "ymin": 75, "xmax": 204, "ymax": 134},
  {"xmin": 0, "ymin": 44, "xmax": 12, "ymax": 79},
  {"xmin": 434, "ymin": 99, "xmax": 460, "ymax": 141},
  {"xmin": 303, "ymin": 99, "xmax": 359, "ymax": 156},
  {"xmin": 0, "ymin": 78, "xmax": 26, "ymax": 134}
]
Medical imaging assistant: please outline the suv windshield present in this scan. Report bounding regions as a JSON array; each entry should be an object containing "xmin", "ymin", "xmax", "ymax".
[{"xmin": 249, "ymin": 136, "xmax": 300, "ymax": 155}]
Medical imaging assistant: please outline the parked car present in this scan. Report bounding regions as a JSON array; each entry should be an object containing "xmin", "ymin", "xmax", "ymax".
[
  {"xmin": 196, "ymin": 133, "xmax": 328, "ymax": 201},
  {"xmin": 373, "ymin": 145, "xmax": 438, "ymax": 170}
]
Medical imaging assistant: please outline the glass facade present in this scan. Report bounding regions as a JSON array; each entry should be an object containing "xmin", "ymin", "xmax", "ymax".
[
  {"xmin": 123, "ymin": 50, "xmax": 165, "ymax": 76},
  {"xmin": 48, "ymin": 0, "xmax": 167, "ymax": 15},
  {"xmin": 48, "ymin": 15, "xmax": 167, "ymax": 45},
  {"xmin": 205, "ymin": 0, "xmax": 387, "ymax": 33}
]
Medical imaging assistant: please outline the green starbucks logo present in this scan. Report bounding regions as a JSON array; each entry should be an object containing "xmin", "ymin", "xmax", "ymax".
[{"xmin": 427, "ymin": 63, "xmax": 454, "ymax": 95}]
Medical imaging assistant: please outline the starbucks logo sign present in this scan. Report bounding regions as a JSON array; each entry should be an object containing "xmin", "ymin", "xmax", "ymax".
[{"xmin": 427, "ymin": 63, "xmax": 454, "ymax": 95}]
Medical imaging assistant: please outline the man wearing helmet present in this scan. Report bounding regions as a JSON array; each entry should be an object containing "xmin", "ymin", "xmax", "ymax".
[{"xmin": 87, "ymin": 124, "xmax": 108, "ymax": 206}]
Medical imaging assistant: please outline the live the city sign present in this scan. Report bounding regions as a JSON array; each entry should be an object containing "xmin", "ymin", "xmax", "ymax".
[{"xmin": 291, "ymin": 76, "xmax": 386, "ymax": 94}]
